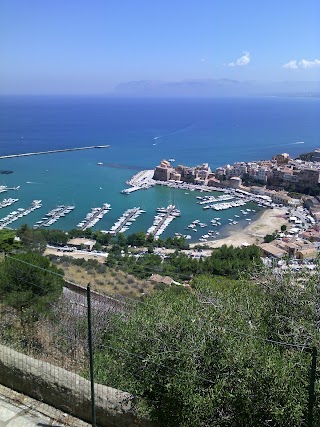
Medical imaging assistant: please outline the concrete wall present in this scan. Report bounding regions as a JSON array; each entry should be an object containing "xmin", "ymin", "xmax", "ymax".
[{"xmin": 0, "ymin": 344, "xmax": 155, "ymax": 427}]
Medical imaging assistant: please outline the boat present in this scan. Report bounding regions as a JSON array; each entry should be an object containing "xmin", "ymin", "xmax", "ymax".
[
  {"xmin": 97, "ymin": 162, "xmax": 103, "ymax": 165},
  {"xmin": 168, "ymin": 158, "xmax": 175, "ymax": 162}
]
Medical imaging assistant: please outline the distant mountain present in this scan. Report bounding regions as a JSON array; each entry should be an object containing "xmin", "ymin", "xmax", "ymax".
[{"xmin": 113, "ymin": 79, "xmax": 320, "ymax": 97}]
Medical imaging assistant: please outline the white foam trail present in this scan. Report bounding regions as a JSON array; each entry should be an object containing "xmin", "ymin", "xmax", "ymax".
[
  {"xmin": 291, "ymin": 141, "xmax": 305, "ymax": 144},
  {"xmin": 152, "ymin": 124, "xmax": 193, "ymax": 143}
]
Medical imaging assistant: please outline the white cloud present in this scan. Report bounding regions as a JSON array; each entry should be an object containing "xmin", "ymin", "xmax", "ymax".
[
  {"xmin": 300, "ymin": 58, "xmax": 320, "ymax": 68},
  {"xmin": 228, "ymin": 51, "xmax": 250, "ymax": 67},
  {"xmin": 283, "ymin": 60, "xmax": 298, "ymax": 69},
  {"xmin": 283, "ymin": 58, "xmax": 320, "ymax": 69}
]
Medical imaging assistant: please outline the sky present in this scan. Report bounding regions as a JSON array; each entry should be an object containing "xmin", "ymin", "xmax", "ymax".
[{"xmin": 0, "ymin": 0, "xmax": 320, "ymax": 95}]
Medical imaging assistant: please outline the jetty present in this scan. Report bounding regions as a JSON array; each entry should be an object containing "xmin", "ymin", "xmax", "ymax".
[
  {"xmin": 107, "ymin": 207, "xmax": 145, "ymax": 234},
  {"xmin": 34, "ymin": 205, "xmax": 75, "ymax": 228},
  {"xmin": 122, "ymin": 170, "xmax": 156, "ymax": 194},
  {"xmin": 147, "ymin": 205, "xmax": 181, "ymax": 240},
  {"xmin": 0, "ymin": 200, "xmax": 42, "ymax": 229},
  {"xmin": 0, "ymin": 145, "xmax": 110, "ymax": 159},
  {"xmin": 77, "ymin": 203, "xmax": 111, "ymax": 231},
  {"xmin": 0, "ymin": 185, "xmax": 20, "ymax": 193}
]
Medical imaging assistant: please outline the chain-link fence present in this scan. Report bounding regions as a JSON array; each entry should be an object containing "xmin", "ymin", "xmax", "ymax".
[{"xmin": 0, "ymin": 254, "xmax": 318, "ymax": 427}]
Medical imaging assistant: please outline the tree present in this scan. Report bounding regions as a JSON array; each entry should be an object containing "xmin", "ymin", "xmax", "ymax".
[
  {"xmin": 16, "ymin": 225, "xmax": 47, "ymax": 253},
  {"xmin": 0, "ymin": 230, "xmax": 22, "ymax": 253},
  {"xmin": 280, "ymin": 224, "xmax": 287, "ymax": 232},
  {"xmin": 0, "ymin": 252, "xmax": 64, "ymax": 317},
  {"xmin": 95, "ymin": 271, "xmax": 320, "ymax": 426}
]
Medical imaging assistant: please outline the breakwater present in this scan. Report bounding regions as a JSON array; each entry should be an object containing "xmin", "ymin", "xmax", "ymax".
[{"xmin": 0, "ymin": 145, "xmax": 110, "ymax": 159}]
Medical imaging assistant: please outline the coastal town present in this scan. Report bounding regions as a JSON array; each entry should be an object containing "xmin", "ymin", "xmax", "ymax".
[
  {"xmin": 3, "ymin": 147, "xmax": 320, "ymax": 270},
  {"xmin": 119, "ymin": 148, "xmax": 320, "ymax": 268}
]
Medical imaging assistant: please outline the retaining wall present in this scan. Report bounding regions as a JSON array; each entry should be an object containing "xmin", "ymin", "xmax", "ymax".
[{"xmin": 0, "ymin": 344, "xmax": 155, "ymax": 427}]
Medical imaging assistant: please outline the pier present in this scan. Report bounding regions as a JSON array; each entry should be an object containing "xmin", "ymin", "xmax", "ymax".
[
  {"xmin": 147, "ymin": 205, "xmax": 181, "ymax": 240},
  {"xmin": 107, "ymin": 207, "xmax": 145, "ymax": 234},
  {"xmin": 121, "ymin": 184, "xmax": 153, "ymax": 194},
  {"xmin": 0, "ymin": 185, "xmax": 20, "ymax": 193},
  {"xmin": 0, "ymin": 200, "xmax": 42, "ymax": 229},
  {"xmin": 0, "ymin": 198, "xmax": 19, "ymax": 209},
  {"xmin": 34, "ymin": 205, "xmax": 75, "ymax": 228},
  {"xmin": 0, "ymin": 145, "xmax": 110, "ymax": 159},
  {"xmin": 122, "ymin": 170, "xmax": 156, "ymax": 194},
  {"xmin": 77, "ymin": 203, "xmax": 111, "ymax": 231}
]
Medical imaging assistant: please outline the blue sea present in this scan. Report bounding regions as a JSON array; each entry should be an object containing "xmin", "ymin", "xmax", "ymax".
[{"xmin": 0, "ymin": 96, "xmax": 319, "ymax": 242}]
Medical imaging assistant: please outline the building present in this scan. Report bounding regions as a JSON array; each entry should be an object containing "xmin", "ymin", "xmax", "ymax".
[
  {"xmin": 67, "ymin": 238, "xmax": 96, "ymax": 251},
  {"xmin": 258, "ymin": 243, "xmax": 286, "ymax": 259},
  {"xmin": 298, "ymin": 169, "xmax": 320, "ymax": 187},
  {"xmin": 153, "ymin": 160, "xmax": 174, "ymax": 181}
]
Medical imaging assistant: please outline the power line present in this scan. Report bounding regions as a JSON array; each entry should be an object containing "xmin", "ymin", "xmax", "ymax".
[{"xmin": 2, "ymin": 253, "xmax": 316, "ymax": 352}]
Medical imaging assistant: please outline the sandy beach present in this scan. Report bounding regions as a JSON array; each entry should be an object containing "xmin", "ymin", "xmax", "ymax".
[{"xmin": 190, "ymin": 207, "xmax": 289, "ymax": 248}]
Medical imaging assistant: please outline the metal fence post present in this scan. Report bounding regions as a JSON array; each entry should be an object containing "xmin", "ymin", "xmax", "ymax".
[
  {"xmin": 87, "ymin": 284, "xmax": 96, "ymax": 427},
  {"xmin": 307, "ymin": 346, "xmax": 317, "ymax": 427}
]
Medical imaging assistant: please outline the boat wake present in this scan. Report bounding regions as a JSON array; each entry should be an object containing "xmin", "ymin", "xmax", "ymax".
[
  {"xmin": 152, "ymin": 124, "xmax": 193, "ymax": 144},
  {"xmin": 291, "ymin": 141, "xmax": 305, "ymax": 144}
]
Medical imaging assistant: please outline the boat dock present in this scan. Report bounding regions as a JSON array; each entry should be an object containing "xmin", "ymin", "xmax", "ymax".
[
  {"xmin": 0, "ymin": 200, "xmax": 42, "ymax": 229},
  {"xmin": 107, "ymin": 207, "xmax": 145, "ymax": 234},
  {"xmin": 122, "ymin": 184, "xmax": 153, "ymax": 194},
  {"xmin": 0, "ymin": 198, "xmax": 19, "ymax": 209},
  {"xmin": 147, "ymin": 205, "xmax": 181, "ymax": 240},
  {"xmin": 0, "ymin": 185, "xmax": 20, "ymax": 193},
  {"xmin": 208, "ymin": 199, "xmax": 247, "ymax": 211},
  {"xmin": 0, "ymin": 145, "xmax": 110, "ymax": 159},
  {"xmin": 197, "ymin": 194, "xmax": 234, "ymax": 205},
  {"xmin": 34, "ymin": 205, "xmax": 75, "ymax": 228},
  {"xmin": 77, "ymin": 203, "xmax": 111, "ymax": 231}
]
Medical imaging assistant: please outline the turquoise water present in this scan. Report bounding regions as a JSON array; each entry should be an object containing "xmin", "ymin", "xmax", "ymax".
[{"xmin": 0, "ymin": 96, "xmax": 319, "ymax": 242}]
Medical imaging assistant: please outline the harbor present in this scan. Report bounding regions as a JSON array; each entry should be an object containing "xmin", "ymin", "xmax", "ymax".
[
  {"xmin": 147, "ymin": 205, "xmax": 181, "ymax": 240},
  {"xmin": 77, "ymin": 203, "xmax": 111, "ymax": 231},
  {"xmin": 107, "ymin": 207, "xmax": 145, "ymax": 234},
  {"xmin": 0, "ymin": 200, "xmax": 42, "ymax": 229},
  {"xmin": 34, "ymin": 205, "xmax": 75, "ymax": 228}
]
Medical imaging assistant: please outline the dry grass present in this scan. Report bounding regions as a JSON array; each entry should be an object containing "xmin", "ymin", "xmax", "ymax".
[{"xmin": 55, "ymin": 262, "xmax": 156, "ymax": 298}]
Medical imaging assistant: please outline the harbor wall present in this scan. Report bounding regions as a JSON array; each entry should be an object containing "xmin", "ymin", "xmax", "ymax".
[{"xmin": 0, "ymin": 145, "xmax": 109, "ymax": 159}]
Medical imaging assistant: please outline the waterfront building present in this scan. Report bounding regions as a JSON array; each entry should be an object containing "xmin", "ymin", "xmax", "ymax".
[
  {"xmin": 153, "ymin": 160, "xmax": 174, "ymax": 181},
  {"xmin": 229, "ymin": 177, "xmax": 242, "ymax": 188}
]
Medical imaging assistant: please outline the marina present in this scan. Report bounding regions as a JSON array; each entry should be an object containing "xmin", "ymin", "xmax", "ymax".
[
  {"xmin": 0, "ymin": 198, "xmax": 19, "ymax": 209},
  {"xmin": 147, "ymin": 205, "xmax": 181, "ymax": 240},
  {"xmin": 0, "ymin": 200, "xmax": 42, "ymax": 230},
  {"xmin": 210, "ymin": 199, "xmax": 247, "ymax": 211},
  {"xmin": 77, "ymin": 203, "xmax": 111, "ymax": 231},
  {"xmin": 107, "ymin": 207, "xmax": 145, "ymax": 234},
  {"xmin": 33, "ymin": 205, "xmax": 75, "ymax": 228},
  {"xmin": 197, "ymin": 194, "xmax": 234, "ymax": 205}
]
